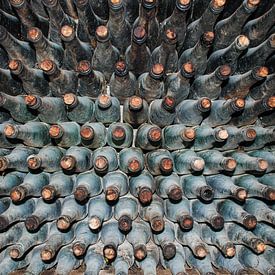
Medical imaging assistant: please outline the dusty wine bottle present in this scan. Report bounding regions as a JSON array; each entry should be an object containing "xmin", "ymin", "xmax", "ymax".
[
  {"xmin": 84, "ymin": 244, "xmax": 105, "ymax": 275},
  {"xmin": 0, "ymin": 172, "xmax": 25, "ymax": 196}
]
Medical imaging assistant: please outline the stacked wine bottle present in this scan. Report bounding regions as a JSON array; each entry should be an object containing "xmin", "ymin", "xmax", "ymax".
[{"xmin": 0, "ymin": 0, "xmax": 274, "ymax": 274}]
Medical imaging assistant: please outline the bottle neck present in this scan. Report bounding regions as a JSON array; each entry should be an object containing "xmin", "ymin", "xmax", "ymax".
[{"xmin": 170, "ymin": 3, "xmax": 190, "ymax": 25}]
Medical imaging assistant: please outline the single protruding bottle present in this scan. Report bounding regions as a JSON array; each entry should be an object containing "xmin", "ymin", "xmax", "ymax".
[
  {"xmin": 213, "ymin": 0, "xmax": 261, "ymax": 51},
  {"xmin": 198, "ymin": 150, "xmax": 237, "ymax": 175},
  {"xmin": 74, "ymin": 171, "xmax": 102, "ymax": 203},
  {"xmin": 77, "ymin": 60, "xmax": 106, "ymax": 99},
  {"xmin": 175, "ymin": 97, "xmax": 212, "ymax": 126},
  {"xmin": 92, "ymin": 146, "xmax": 119, "ymax": 175},
  {"xmin": 4, "ymin": 122, "xmax": 51, "ymax": 148},
  {"xmin": 123, "ymin": 96, "xmax": 149, "ymax": 127},
  {"xmin": 172, "ymin": 150, "xmax": 205, "ymax": 175},
  {"xmin": 156, "ymin": 173, "xmax": 183, "ymax": 201},
  {"xmin": 165, "ymin": 62, "xmax": 195, "ymax": 105},
  {"xmin": 57, "ymin": 196, "xmax": 87, "ymax": 231},
  {"xmin": 0, "ymin": 222, "xmax": 24, "ymax": 250},
  {"xmin": 60, "ymin": 146, "xmax": 93, "ymax": 173},
  {"xmin": 206, "ymin": 175, "xmax": 247, "ymax": 201},
  {"xmin": 84, "ymin": 244, "xmax": 105, "ymax": 275},
  {"xmin": 8, "ymin": 223, "xmax": 49, "ymax": 260},
  {"xmin": 205, "ymin": 35, "xmax": 250, "ymax": 74},
  {"xmin": 243, "ymin": 199, "xmax": 275, "ymax": 225},
  {"xmin": 110, "ymin": 61, "xmax": 137, "ymax": 104},
  {"xmin": 0, "ymin": 146, "xmax": 38, "ymax": 172},
  {"xmin": 165, "ymin": 197, "xmax": 193, "ymax": 231},
  {"xmin": 41, "ymin": 172, "xmax": 75, "ymax": 201},
  {"xmin": 103, "ymin": 171, "xmax": 129, "ymax": 202},
  {"xmin": 126, "ymin": 218, "xmax": 151, "ymax": 261},
  {"xmin": 114, "ymin": 196, "xmax": 138, "ymax": 233},
  {"xmin": 225, "ymin": 151, "xmax": 269, "ymax": 175},
  {"xmin": 216, "ymin": 199, "xmax": 257, "ymax": 230},
  {"xmin": 80, "ymin": 122, "xmax": 107, "ymax": 149},
  {"xmin": 129, "ymin": 170, "xmax": 156, "ymax": 205},
  {"xmin": 27, "ymin": 27, "xmax": 64, "ymax": 67},
  {"xmin": 106, "ymin": 123, "xmax": 133, "ymax": 149},
  {"xmin": 146, "ymin": 149, "xmax": 174, "ymax": 176},
  {"xmin": 92, "ymin": 25, "xmax": 120, "ymax": 81},
  {"xmin": 71, "ymin": 218, "xmax": 99, "ymax": 257},
  {"xmin": 151, "ymin": 29, "xmax": 178, "ymax": 73},
  {"xmin": 221, "ymin": 66, "xmax": 269, "ymax": 99},
  {"xmin": 231, "ymin": 96, "xmax": 275, "ymax": 127},
  {"xmin": 60, "ymin": 24, "xmax": 93, "ymax": 71},
  {"xmin": 140, "ymin": 195, "xmax": 165, "ymax": 232},
  {"xmin": 0, "ymin": 67, "xmax": 23, "ymax": 96},
  {"xmin": 252, "ymin": 222, "xmax": 275, "ymax": 246},
  {"xmin": 10, "ymin": 172, "xmax": 50, "ymax": 203},
  {"xmin": 63, "ymin": 93, "xmax": 95, "ymax": 124},
  {"xmin": 24, "ymin": 95, "xmax": 68, "ymax": 124},
  {"xmin": 179, "ymin": 32, "xmax": 214, "ymax": 76},
  {"xmin": 8, "ymin": 59, "xmax": 50, "ymax": 97},
  {"xmin": 101, "ymin": 220, "xmax": 125, "ymax": 263},
  {"xmin": 138, "ymin": 63, "xmax": 165, "ymax": 103},
  {"xmin": 107, "ymin": 0, "xmax": 131, "ymax": 54},
  {"xmin": 203, "ymin": 98, "xmax": 245, "ymax": 127},
  {"xmin": 0, "ymin": 172, "xmax": 25, "ymax": 196},
  {"xmin": 94, "ymin": 94, "xmax": 120, "ymax": 125},
  {"xmin": 40, "ymin": 223, "xmax": 75, "ymax": 262},
  {"xmin": 125, "ymin": 26, "xmax": 152, "ymax": 77},
  {"xmin": 191, "ymin": 199, "xmax": 224, "ymax": 230},
  {"xmin": 49, "ymin": 122, "xmax": 81, "ymax": 148},
  {"xmin": 192, "ymin": 125, "xmax": 229, "ymax": 151},
  {"xmin": 248, "ymin": 150, "xmax": 275, "ymax": 173},
  {"xmin": 177, "ymin": 222, "xmax": 208, "ymax": 258},
  {"xmin": 162, "ymin": 125, "xmax": 196, "ymax": 151},
  {"xmin": 234, "ymin": 174, "xmax": 275, "ymax": 201},
  {"xmin": 189, "ymin": 65, "xmax": 232, "ymax": 100},
  {"xmin": 0, "ymin": 25, "xmax": 36, "ymax": 67},
  {"xmin": 25, "ymin": 198, "xmax": 62, "ymax": 232},
  {"xmin": 160, "ymin": 0, "xmax": 191, "ymax": 52},
  {"xmin": 183, "ymin": 0, "xmax": 226, "ymax": 51},
  {"xmin": 236, "ymin": 33, "xmax": 275, "ymax": 74},
  {"xmin": 119, "ymin": 147, "xmax": 144, "ymax": 175},
  {"xmin": 153, "ymin": 220, "xmax": 176, "ymax": 260},
  {"xmin": 0, "ymin": 198, "xmax": 36, "ymax": 231},
  {"xmin": 0, "ymin": 93, "xmax": 37, "ymax": 123},
  {"xmin": 225, "ymin": 223, "xmax": 266, "ymax": 254},
  {"xmin": 133, "ymin": 0, "xmax": 159, "ymax": 51},
  {"xmin": 181, "ymin": 175, "xmax": 214, "ymax": 202},
  {"xmin": 88, "ymin": 195, "xmax": 112, "ymax": 231},
  {"xmin": 39, "ymin": 59, "xmax": 78, "ymax": 97},
  {"xmin": 201, "ymin": 224, "xmax": 236, "ymax": 258},
  {"xmin": 135, "ymin": 123, "xmax": 162, "ymax": 151}
]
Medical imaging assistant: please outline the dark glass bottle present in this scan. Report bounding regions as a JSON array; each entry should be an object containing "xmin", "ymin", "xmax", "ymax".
[
  {"xmin": 179, "ymin": 31, "xmax": 214, "ymax": 76},
  {"xmin": 175, "ymin": 98, "xmax": 212, "ymax": 126},
  {"xmin": 110, "ymin": 61, "xmax": 137, "ymax": 104},
  {"xmin": 4, "ymin": 122, "xmax": 51, "ymax": 148},
  {"xmin": 125, "ymin": 26, "xmax": 152, "ymax": 77},
  {"xmin": 205, "ymin": 35, "xmax": 250, "ymax": 74},
  {"xmin": 252, "ymin": 222, "xmax": 275, "ymax": 246},
  {"xmin": 137, "ymin": 63, "xmax": 165, "ymax": 103},
  {"xmin": 0, "ymin": 67, "xmax": 23, "ymax": 96},
  {"xmin": 183, "ymin": 0, "xmax": 226, "ymax": 51},
  {"xmin": 123, "ymin": 96, "xmax": 149, "ymax": 127},
  {"xmin": 221, "ymin": 66, "xmax": 269, "ymax": 99},
  {"xmin": 49, "ymin": 122, "xmax": 81, "ymax": 148},
  {"xmin": 213, "ymin": 0, "xmax": 260, "ymax": 51},
  {"xmin": 63, "ymin": 93, "xmax": 95, "ymax": 124},
  {"xmin": 39, "ymin": 59, "xmax": 78, "ymax": 97},
  {"xmin": 80, "ymin": 122, "xmax": 107, "ymax": 149},
  {"xmin": 0, "ymin": 171, "xmax": 25, "ymax": 196},
  {"xmin": 189, "ymin": 65, "xmax": 232, "ymax": 99},
  {"xmin": 107, "ymin": 0, "xmax": 131, "ymax": 54},
  {"xmin": 0, "ymin": 8, "xmax": 21, "ymax": 39},
  {"xmin": 92, "ymin": 25, "xmax": 120, "ymax": 81}
]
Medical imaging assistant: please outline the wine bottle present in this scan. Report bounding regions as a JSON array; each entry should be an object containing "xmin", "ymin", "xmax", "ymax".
[
  {"xmin": 0, "ymin": 172, "xmax": 25, "ymax": 196},
  {"xmin": 84, "ymin": 244, "xmax": 105, "ymax": 275},
  {"xmin": 252, "ymin": 222, "xmax": 275, "ymax": 246},
  {"xmin": 0, "ymin": 222, "xmax": 24, "ymax": 251},
  {"xmin": 0, "ymin": 67, "xmax": 23, "ymax": 96}
]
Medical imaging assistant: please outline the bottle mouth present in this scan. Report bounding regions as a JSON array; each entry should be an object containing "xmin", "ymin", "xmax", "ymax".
[
  {"xmin": 147, "ymin": 126, "xmax": 162, "ymax": 143},
  {"xmin": 232, "ymin": 98, "xmax": 245, "ymax": 111},
  {"xmin": 10, "ymin": 186, "xmax": 27, "ymax": 202},
  {"xmin": 190, "ymin": 158, "xmax": 205, "ymax": 172},
  {"xmin": 180, "ymin": 62, "xmax": 195, "ymax": 78},
  {"xmin": 222, "ymin": 158, "xmax": 237, "ymax": 171},
  {"xmin": 162, "ymin": 96, "xmax": 176, "ymax": 112},
  {"xmin": 41, "ymin": 185, "xmax": 56, "ymax": 201},
  {"xmin": 0, "ymin": 157, "xmax": 9, "ymax": 172},
  {"xmin": 243, "ymin": 214, "xmax": 257, "ymax": 229},
  {"xmin": 162, "ymin": 242, "xmax": 176, "ymax": 260},
  {"xmin": 234, "ymin": 188, "xmax": 247, "ymax": 201},
  {"xmin": 211, "ymin": 0, "xmax": 226, "ymax": 11},
  {"xmin": 40, "ymin": 247, "xmax": 55, "ymax": 261},
  {"xmin": 8, "ymin": 60, "xmax": 23, "ymax": 75},
  {"xmin": 80, "ymin": 126, "xmax": 95, "ymax": 140},
  {"xmin": 89, "ymin": 215, "xmax": 102, "ymax": 230},
  {"xmin": 129, "ymin": 96, "xmax": 143, "ymax": 111},
  {"xmin": 133, "ymin": 27, "xmax": 147, "ymax": 44},
  {"xmin": 210, "ymin": 215, "xmax": 224, "ymax": 230},
  {"xmin": 114, "ymin": 61, "xmax": 128, "ymax": 77},
  {"xmin": 222, "ymin": 242, "xmax": 236, "ymax": 258},
  {"xmin": 181, "ymin": 128, "xmax": 196, "ymax": 141},
  {"xmin": 27, "ymin": 27, "xmax": 42, "ymax": 42},
  {"xmin": 118, "ymin": 215, "xmax": 132, "ymax": 232},
  {"xmin": 168, "ymin": 185, "xmax": 183, "ymax": 201},
  {"xmin": 74, "ymin": 186, "xmax": 89, "ymax": 202},
  {"xmin": 243, "ymin": 128, "xmax": 257, "ymax": 141},
  {"xmin": 194, "ymin": 244, "xmax": 207, "ymax": 258},
  {"xmin": 96, "ymin": 26, "xmax": 110, "ymax": 42},
  {"xmin": 164, "ymin": 29, "xmax": 177, "ymax": 45},
  {"xmin": 111, "ymin": 126, "xmax": 126, "ymax": 141},
  {"xmin": 9, "ymin": 245, "xmax": 23, "ymax": 259},
  {"xmin": 198, "ymin": 97, "xmax": 212, "ymax": 112},
  {"xmin": 49, "ymin": 125, "xmax": 63, "ymax": 138},
  {"xmin": 134, "ymin": 244, "xmax": 147, "ymax": 261},
  {"xmin": 72, "ymin": 242, "xmax": 86, "ymax": 257},
  {"xmin": 24, "ymin": 95, "xmax": 40, "ymax": 108},
  {"xmin": 236, "ymin": 35, "xmax": 250, "ymax": 50},
  {"xmin": 57, "ymin": 215, "xmax": 72, "ymax": 231},
  {"xmin": 201, "ymin": 31, "xmax": 215, "ymax": 47},
  {"xmin": 216, "ymin": 65, "xmax": 232, "ymax": 80},
  {"xmin": 94, "ymin": 156, "xmax": 109, "ymax": 172},
  {"xmin": 138, "ymin": 187, "xmax": 153, "ymax": 205},
  {"xmin": 105, "ymin": 186, "xmax": 120, "ymax": 202},
  {"xmin": 103, "ymin": 243, "xmax": 117, "ymax": 262},
  {"xmin": 39, "ymin": 59, "xmax": 56, "ymax": 74},
  {"xmin": 25, "ymin": 215, "xmax": 41, "ymax": 232},
  {"xmin": 9, "ymin": 0, "xmax": 25, "ymax": 7},
  {"xmin": 179, "ymin": 215, "xmax": 193, "ymax": 230},
  {"xmin": 97, "ymin": 94, "xmax": 112, "ymax": 109},
  {"xmin": 109, "ymin": 0, "xmax": 124, "ymax": 10},
  {"xmin": 266, "ymin": 96, "xmax": 275, "ymax": 109},
  {"xmin": 142, "ymin": 0, "xmax": 157, "ymax": 9},
  {"xmin": 128, "ymin": 158, "xmax": 141, "ymax": 173},
  {"xmin": 252, "ymin": 66, "xmax": 269, "ymax": 80},
  {"xmin": 77, "ymin": 60, "xmax": 92, "ymax": 75},
  {"xmin": 63, "ymin": 93, "xmax": 78, "ymax": 107},
  {"xmin": 41, "ymin": 0, "xmax": 57, "ymax": 8},
  {"xmin": 150, "ymin": 216, "xmax": 164, "ymax": 232},
  {"xmin": 251, "ymin": 238, "xmax": 266, "ymax": 253},
  {"xmin": 264, "ymin": 187, "xmax": 275, "ymax": 201},
  {"xmin": 60, "ymin": 155, "xmax": 76, "ymax": 170},
  {"xmin": 257, "ymin": 158, "xmax": 268, "ymax": 171},
  {"xmin": 60, "ymin": 25, "xmax": 76, "ymax": 42},
  {"xmin": 268, "ymin": 33, "xmax": 275, "ymax": 48},
  {"xmin": 199, "ymin": 186, "xmax": 214, "ymax": 202},
  {"xmin": 176, "ymin": 0, "xmax": 191, "ymax": 11},
  {"xmin": 159, "ymin": 157, "xmax": 173, "ymax": 174},
  {"xmin": 215, "ymin": 128, "xmax": 229, "ymax": 142},
  {"xmin": 150, "ymin": 63, "xmax": 164, "ymax": 79},
  {"xmin": 4, "ymin": 124, "xmax": 18, "ymax": 138}
]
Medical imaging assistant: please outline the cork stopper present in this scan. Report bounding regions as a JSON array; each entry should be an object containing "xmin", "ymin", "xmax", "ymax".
[
  {"xmin": 212, "ymin": 0, "xmax": 226, "ymax": 8},
  {"xmin": 138, "ymin": 187, "xmax": 153, "ymax": 205},
  {"xmin": 236, "ymin": 35, "xmax": 250, "ymax": 49},
  {"xmin": 223, "ymin": 243, "xmax": 236, "ymax": 258},
  {"xmin": 142, "ymin": 0, "xmax": 157, "ymax": 9},
  {"xmin": 254, "ymin": 240, "xmax": 266, "ymax": 253},
  {"xmin": 210, "ymin": 215, "xmax": 224, "ymax": 230},
  {"xmin": 42, "ymin": 0, "xmax": 58, "ymax": 7},
  {"xmin": 60, "ymin": 156, "xmax": 76, "ymax": 170},
  {"xmin": 128, "ymin": 158, "xmax": 141, "ymax": 173},
  {"xmin": 202, "ymin": 31, "xmax": 215, "ymax": 47},
  {"xmin": 182, "ymin": 128, "xmax": 196, "ymax": 141},
  {"xmin": 9, "ymin": 248, "xmax": 21, "ymax": 259},
  {"xmin": 0, "ymin": 157, "xmax": 9, "ymax": 171},
  {"xmin": 25, "ymin": 215, "xmax": 40, "ymax": 232},
  {"xmin": 118, "ymin": 215, "xmax": 132, "ymax": 232},
  {"xmin": 89, "ymin": 216, "xmax": 102, "ymax": 230},
  {"xmin": 112, "ymin": 126, "xmax": 126, "ymax": 141},
  {"xmin": 94, "ymin": 156, "xmax": 108, "ymax": 172},
  {"xmin": 178, "ymin": 215, "xmax": 193, "ymax": 230},
  {"xmin": 267, "ymin": 96, "xmax": 275, "ymax": 108},
  {"xmin": 151, "ymin": 63, "xmax": 164, "ymax": 79},
  {"xmin": 182, "ymin": 62, "xmax": 194, "ymax": 74},
  {"xmin": 8, "ymin": 59, "xmax": 21, "ymax": 72},
  {"xmin": 165, "ymin": 29, "xmax": 177, "ymax": 44},
  {"xmin": 243, "ymin": 214, "xmax": 257, "ymax": 229},
  {"xmin": 41, "ymin": 185, "xmax": 56, "ymax": 201},
  {"xmin": 268, "ymin": 33, "xmax": 275, "ymax": 48},
  {"xmin": 109, "ymin": 0, "xmax": 123, "ymax": 9},
  {"xmin": 103, "ymin": 244, "xmax": 117, "ymax": 261},
  {"xmin": 73, "ymin": 242, "xmax": 86, "ymax": 257},
  {"xmin": 219, "ymin": 65, "xmax": 232, "ymax": 78},
  {"xmin": 49, "ymin": 125, "xmax": 63, "ymax": 138},
  {"xmin": 77, "ymin": 60, "xmax": 92, "ymax": 74},
  {"xmin": 215, "ymin": 128, "xmax": 229, "ymax": 141},
  {"xmin": 74, "ymin": 186, "xmax": 89, "ymax": 202},
  {"xmin": 264, "ymin": 187, "xmax": 275, "ymax": 201},
  {"xmin": 148, "ymin": 127, "xmax": 162, "ymax": 143},
  {"xmin": 190, "ymin": 158, "xmax": 205, "ymax": 172},
  {"xmin": 57, "ymin": 215, "xmax": 72, "ymax": 230},
  {"xmin": 234, "ymin": 98, "xmax": 245, "ymax": 109},
  {"xmin": 4, "ymin": 124, "xmax": 16, "ymax": 137},
  {"xmin": 40, "ymin": 248, "xmax": 54, "ymax": 261},
  {"xmin": 98, "ymin": 94, "xmax": 111, "ymax": 108},
  {"xmin": 105, "ymin": 186, "xmax": 120, "ymax": 202},
  {"xmin": 223, "ymin": 158, "xmax": 237, "ymax": 171},
  {"xmin": 80, "ymin": 126, "xmax": 94, "ymax": 140},
  {"xmin": 133, "ymin": 26, "xmax": 146, "ymax": 43},
  {"xmin": 9, "ymin": 0, "xmax": 24, "ymax": 6},
  {"xmin": 25, "ymin": 95, "xmax": 38, "ymax": 107},
  {"xmin": 134, "ymin": 244, "xmax": 147, "ymax": 261},
  {"xmin": 159, "ymin": 158, "xmax": 173, "ymax": 174},
  {"xmin": 129, "ymin": 96, "xmax": 143, "ymax": 111},
  {"xmin": 247, "ymin": 0, "xmax": 261, "ymax": 7},
  {"xmin": 176, "ymin": 0, "xmax": 191, "ymax": 11},
  {"xmin": 114, "ymin": 61, "xmax": 127, "ymax": 76},
  {"xmin": 199, "ymin": 97, "xmax": 212, "ymax": 111},
  {"xmin": 162, "ymin": 242, "xmax": 176, "ymax": 260},
  {"xmin": 235, "ymin": 188, "xmax": 247, "ymax": 201},
  {"xmin": 27, "ymin": 155, "xmax": 41, "ymax": 170},
  {"xmin": 168, "ymin": 186, "xmax": 183, "ymax": 201},
  {"xmin": 63, "ymin": 93, "xmax": 78, "ymax": 107},
  {"xmin": 195, "ymin": 245, "xmax": 207, "ymax": 258},
  {"xmin": 257, "ymin": 159, "xmax": 268, "ymax": 171},
  {"xmin": 96, "ymin": 26, "xmax": 109, "ymax": 41},
  {"xmin": 255, "ymin": 66, "xmax": 269, "ymax": 78},
  {"xmin": 245, "ymin": 128, "xmax": 257, "ymax": 140},
  {"xmin": 162, "ymin": 96, "xmax": 176, "ymax": 112},
  {"xmin": 199, "ymin": 186, "xmax": 214, "ymax": 202},
  {"xmin": 60, "ymin": 25, "xmax": 74, "ymax": 39},
  {"xmin": 27, "ymin": 27, "xmax": 42, "ymax": 42},
  {"xmin": 10, "ymin": 186, "xmax": 26, "ymax": 202},
  {"xmin": 151, "ymin": 216, "xmax": 164, "ymax": 232},
  {"xmin": 39, "ymin": 59, "xmax": 54, "ymax": 72}
]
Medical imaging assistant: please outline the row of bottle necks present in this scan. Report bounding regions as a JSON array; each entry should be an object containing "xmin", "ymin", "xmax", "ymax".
[{"xmin": 0, "ymin": 219, "xmax": 274, "ymax": 275}]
